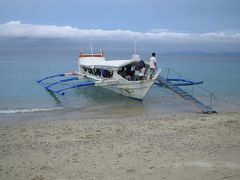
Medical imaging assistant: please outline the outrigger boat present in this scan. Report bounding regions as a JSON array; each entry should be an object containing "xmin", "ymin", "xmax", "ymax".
[
  {"xmin": 37, "ymin": 51, "xmax": 160, "ymax": 100},
  {"xmin": 37, "ymin": 49, "xmax": 216, "ymax": 113}
]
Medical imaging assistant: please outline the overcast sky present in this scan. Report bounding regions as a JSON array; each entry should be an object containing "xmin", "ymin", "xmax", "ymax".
[
  {"xmin": 1, "ymin": 0, "xmax": 240, "ymax": 32},
  {"xmin": 0, "ymin": 0, "xmax": 240, "ymax": 52}
]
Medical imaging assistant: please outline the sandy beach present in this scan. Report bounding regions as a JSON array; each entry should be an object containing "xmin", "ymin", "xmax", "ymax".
[{"xmin": 0, "ymin": 111, "xmax": 240, "ymax": 180}]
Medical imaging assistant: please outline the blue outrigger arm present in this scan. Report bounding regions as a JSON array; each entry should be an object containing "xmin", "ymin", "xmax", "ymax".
[
  {"xmin": 36, "ymin": 73, "xmax": 65, "ymax": 83},
  {"xmin": 52, "ymin": 81, "xmax": 95, "ymax": 95},
  {"xmin": 36, "ymin": 73, "xmax": 96, "ymax": 95},
  {"xmin": 166, "ymin": 78, "xmax": 203, "ymax": 86},
  {"xmin": 155, "ymin": 78, "xmax": 203, "ymax": 87}
]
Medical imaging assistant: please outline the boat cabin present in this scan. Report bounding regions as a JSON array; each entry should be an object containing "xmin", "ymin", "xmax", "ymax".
[{"xmin": 78, "ymin": 51, "xmax": 150, "ymax": 81}]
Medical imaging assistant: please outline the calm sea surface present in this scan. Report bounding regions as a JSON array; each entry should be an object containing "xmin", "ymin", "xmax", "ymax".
[{"xmin": 0, "ymin": 45, "xmax": 240, "ymax": 118}]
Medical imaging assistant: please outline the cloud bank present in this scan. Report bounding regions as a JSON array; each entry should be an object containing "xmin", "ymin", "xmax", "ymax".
[{"xmin": 0, "ymin": 21, "xmax": 240, "ymax": 43}]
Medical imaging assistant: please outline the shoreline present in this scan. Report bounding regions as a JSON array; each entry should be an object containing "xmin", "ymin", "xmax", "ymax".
[{"xmin": 0, "ymin": 112, "xmax": 240, "ymax": 180}]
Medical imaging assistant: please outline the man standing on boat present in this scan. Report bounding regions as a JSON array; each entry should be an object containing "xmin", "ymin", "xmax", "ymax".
[{"xmin": 149, "ymin": 52, "xmax": 157, "ymax": 79}]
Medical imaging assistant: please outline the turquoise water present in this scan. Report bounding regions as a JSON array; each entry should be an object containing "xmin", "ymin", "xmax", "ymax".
[{"xmin": 0, "ymin": 45, "xmax": 240, "ymax": 116}]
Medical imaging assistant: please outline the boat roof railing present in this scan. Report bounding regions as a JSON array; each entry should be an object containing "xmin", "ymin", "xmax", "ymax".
[{"xmin": 79, "ymin": 50, "xmax": 104, "ymax": 58}]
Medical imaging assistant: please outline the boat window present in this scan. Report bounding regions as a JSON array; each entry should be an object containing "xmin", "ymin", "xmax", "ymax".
[
  {"xmin": 117, "ymin": 62, "xmax": 149, "ymax": 81},
  {"xmin": 88, "ymin": 68, "xmax": 93, "ymax": 74},
  {"xmin": 95, "ymin": 69, "xmax": 101, "ymax": 76},
  {"xmin": 118, "ymin": 64, "xmax": 136, "ymax": 81},
  {"xmin": 118, "ymin": 67, "xmax": 126, "ymax": 78},
  {"xmin": 102, "ymin": 69, "xmax": 110, "ymax": 78},
  {"xmin": 82, "ymin": 67, "xmax": 87, "ymax": 72}
]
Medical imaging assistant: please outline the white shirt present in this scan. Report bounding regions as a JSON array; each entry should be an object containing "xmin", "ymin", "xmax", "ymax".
[
  {"xmin": 150, "ymin": 56, "xmax": 157, "ymax": 69},
  {"xmin": 134, "ymin": 69, "xmax": 140, "ymax": 76},
  {"xmin": 138, "ymin": 67, "xmax": 146, "ymax": 77}
]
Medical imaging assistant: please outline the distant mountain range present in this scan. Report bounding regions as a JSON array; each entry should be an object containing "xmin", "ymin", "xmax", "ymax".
[
  {"xmin": 161, "ymin": 51, "xmax": 240, "ymax": 56},
  {"xmin": 0, "ymin": 37, "xmax": 240, "ymax": 57}
]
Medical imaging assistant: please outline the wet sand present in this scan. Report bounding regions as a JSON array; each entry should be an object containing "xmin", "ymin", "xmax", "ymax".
[{"xmin": 0, "ymin": 112, "xmax": 240, "ymax": 180}]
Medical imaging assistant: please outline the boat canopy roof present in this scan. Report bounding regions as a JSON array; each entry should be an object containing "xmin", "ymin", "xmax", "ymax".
[{"xmin": 81, "ymin": 59, "xmax": 139, "ymax": 70}]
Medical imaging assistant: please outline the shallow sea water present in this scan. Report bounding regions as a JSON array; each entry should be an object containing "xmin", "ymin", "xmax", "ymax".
[{"xmin": 0, "ymin": 45, "xmax": 240, "ymax": 119}]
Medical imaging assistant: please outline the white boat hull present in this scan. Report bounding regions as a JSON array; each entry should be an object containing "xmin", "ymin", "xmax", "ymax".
[
  {"xmin": 78, "ymin": 52, "xmax": 160, "ymax": 100},
  {"xmin": 100, "ymin": 79, "xmax": 155, "ymax": 100}
]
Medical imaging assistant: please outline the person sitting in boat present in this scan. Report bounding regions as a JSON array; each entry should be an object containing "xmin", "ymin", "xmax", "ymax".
[
  {"xmin": 102, "ymin": 69, "xmax": 111, "ymax": 78},
  {"xmin": 125, "ymin": 65, "xmax": 134, "ymax": 81},
  {"xmin": 134, "ymin": 68, "xmax": 140, "ymax": 81},
  {"xmin": 134, "ymin": 60, "xmax": 145, "ymax": 81},
  {"xmin": 150, "ymin": 52, "xmax": 157, "ymax": 79},
  {"xmin": 95, "ymin": 68, "xmax": 101, "ymax": 76},
  {"xmin": 118, "ymin": 67, "xmax": 126, "ymax": 78},
  {"xmin": 130, "ymin": 64, "xmax": 135, "ymax": 80},
  {"xmin": 138, "ymin": 60, "xmax": 145, "ymax": 70},
  {"xmin": 138, "ymin": 64, "xmax": 146, "ymax": 80}
]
